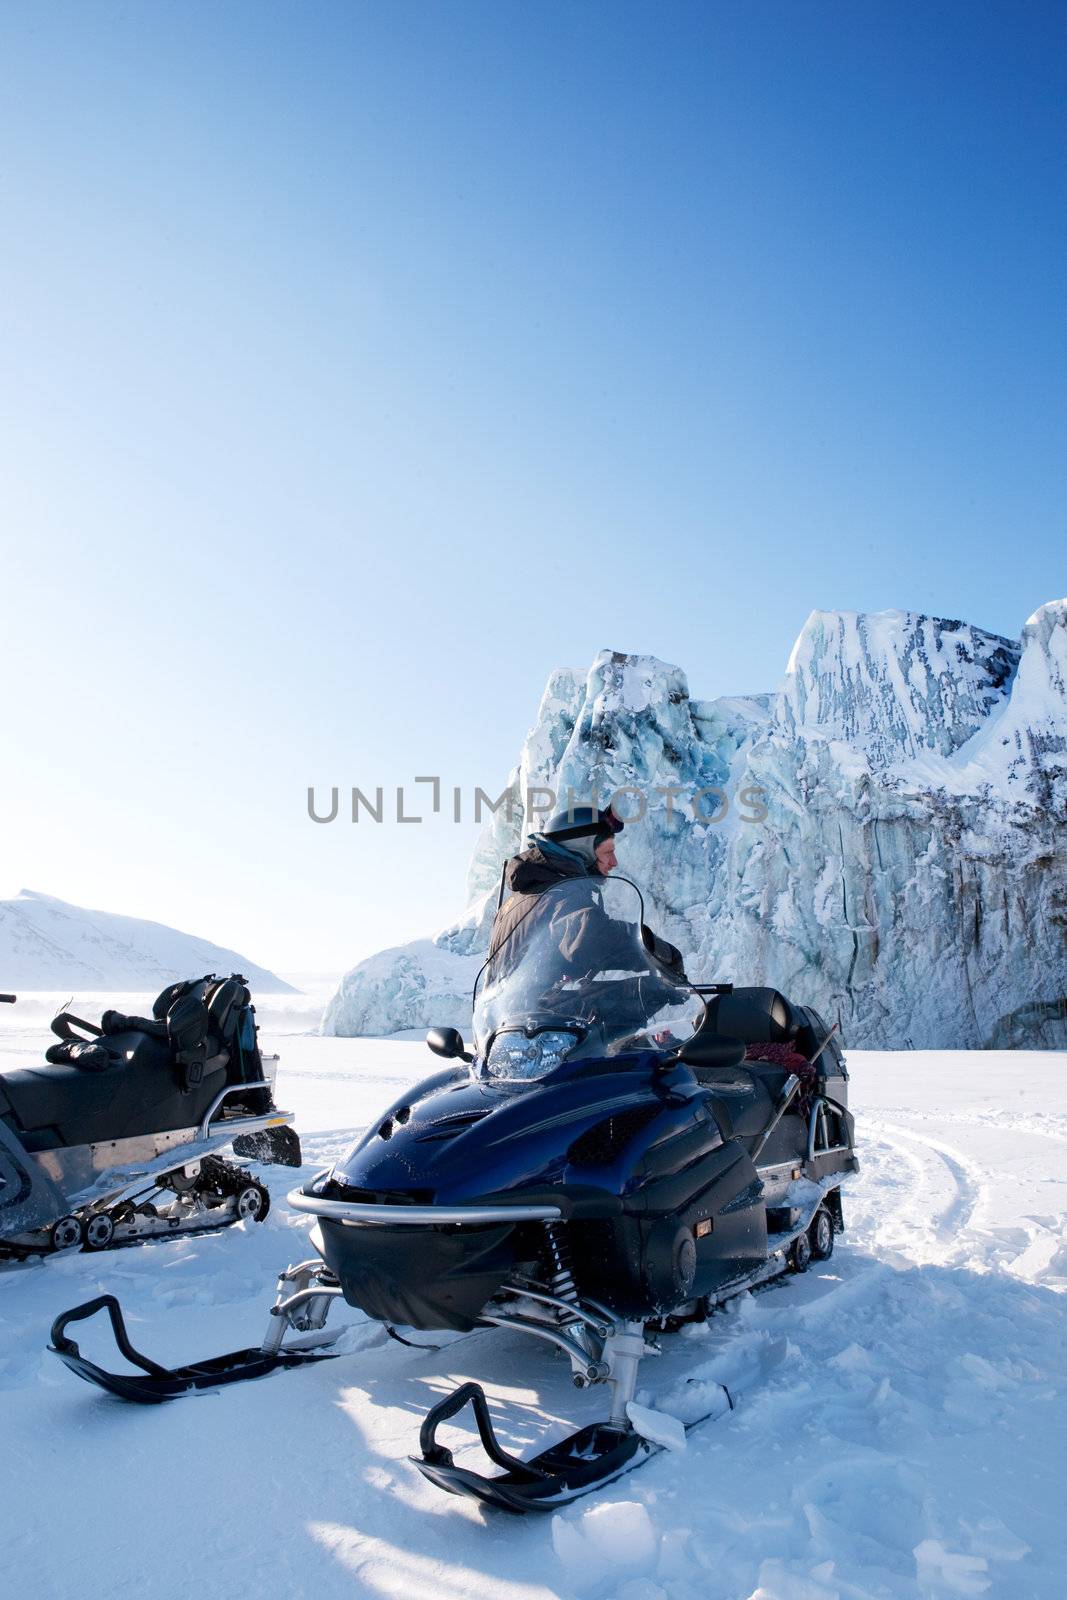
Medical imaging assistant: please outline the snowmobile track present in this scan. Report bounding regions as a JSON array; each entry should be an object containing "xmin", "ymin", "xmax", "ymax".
[{"xmin": 855, "ymin": 1117, "xmax": 985, "ymax": 1260}]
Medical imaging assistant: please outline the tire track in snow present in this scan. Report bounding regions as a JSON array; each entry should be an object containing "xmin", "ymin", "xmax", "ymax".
[
  {"xmin": 860, "ymin": 1101, "xmax": 1067, "ymax": 1144},
  {"xmin": 858, "ymin": 1116, "xmax": 1067, "ymax": 1287}
]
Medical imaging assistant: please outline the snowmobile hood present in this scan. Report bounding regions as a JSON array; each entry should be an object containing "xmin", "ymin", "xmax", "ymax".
[{"xmin": 323, "ymin": 1053, "xmax": 703, "ymax": 1209}]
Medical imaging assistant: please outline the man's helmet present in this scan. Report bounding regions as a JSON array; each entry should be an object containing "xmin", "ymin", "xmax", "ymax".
[{"xmin": 541, "ymin": 805, "xmax": 624, "ymax": 849}]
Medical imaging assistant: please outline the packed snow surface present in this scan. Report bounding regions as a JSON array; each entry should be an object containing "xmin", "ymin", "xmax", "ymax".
[
  {"xmin": 2, "ymin": 998, "xmax": 1064, "ymax": 1600},
  {"xmin": 0, "ymin": 889, "xmax": 294, "ymax": 990}
]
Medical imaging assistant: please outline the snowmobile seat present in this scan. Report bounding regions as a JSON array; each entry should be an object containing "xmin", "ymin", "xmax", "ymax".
[
  {"xmin": 0, "ymin": 1030, "xmax": 229, "ymax": 1152},
  {"xmin": 738, "ymin": 1059, "xmax": 797, "ymax": 1101},
  {"xmin": 693, "ymin": 1067, "xmax": 776, "ymax": 1141},
  {"xmin": 705, "ymin": 987, "xmax": 799, "ymax": 1045}
]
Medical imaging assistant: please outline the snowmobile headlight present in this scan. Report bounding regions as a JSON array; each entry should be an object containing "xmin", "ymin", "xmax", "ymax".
[{"xmin": 485, "ymin": 1030, "xmax": 579, "ymax": 1081}]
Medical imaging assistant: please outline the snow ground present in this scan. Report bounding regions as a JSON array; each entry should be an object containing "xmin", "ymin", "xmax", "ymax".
[{"xmin": 1, "ymin": 1000, "xmax": 1065, "ymax": 1600}]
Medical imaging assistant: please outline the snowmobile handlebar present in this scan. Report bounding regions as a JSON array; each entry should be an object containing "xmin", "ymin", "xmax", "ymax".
[{"xmin": 0, "ymin": 993, "xmax": 15, "ymax": 1004}]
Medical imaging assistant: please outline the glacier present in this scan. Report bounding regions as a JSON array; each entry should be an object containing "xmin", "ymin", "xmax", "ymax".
[{"xmin": 323, "ymin": 601, "xmax": 1067, "ymax": 1048}]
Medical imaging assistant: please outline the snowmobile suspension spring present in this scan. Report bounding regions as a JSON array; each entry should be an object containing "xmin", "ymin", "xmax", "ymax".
[{"xmin": 541, "ymin": 1221, "xmax": 580, "ymax": 1308}]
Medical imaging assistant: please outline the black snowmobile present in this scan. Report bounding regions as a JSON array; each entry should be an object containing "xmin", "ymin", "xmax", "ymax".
[
  {"xmin": 48, "ymin": 879, "xmax": 856, "ymax": 1511},
  {"xmin": 1, "ymin": 975, "xmax": 300, "ymax": 1257}
]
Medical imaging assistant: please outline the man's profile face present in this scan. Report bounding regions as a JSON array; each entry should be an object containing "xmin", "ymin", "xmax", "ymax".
[{"xmin": 594, "ymin": 838, "xmax": 617, "ymax": 875}]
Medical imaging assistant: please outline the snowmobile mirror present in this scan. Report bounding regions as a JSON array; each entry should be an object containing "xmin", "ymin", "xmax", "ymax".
[
  {"xmin": 426, "ymin": 1026, "xmax": 472, "ymax": 1063},
  {"xmin": 674, "ymin": 1033, "xmax": 746, "ymax": 1072}
]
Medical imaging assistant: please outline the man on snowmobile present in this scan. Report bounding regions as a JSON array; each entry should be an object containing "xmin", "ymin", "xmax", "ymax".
[{"xmin": 487, "ymin": 805, "xmax": 687, "ymax": 986}]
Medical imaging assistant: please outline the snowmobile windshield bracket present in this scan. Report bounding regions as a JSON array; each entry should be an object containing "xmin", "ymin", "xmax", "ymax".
[
  {"xmin": 49, "ymin": 1295, "xmax": 172, "ymax": 1378},
  {"xmin": 418, "ymin": 1381, "xmax": 554, "ymax": 1481}
]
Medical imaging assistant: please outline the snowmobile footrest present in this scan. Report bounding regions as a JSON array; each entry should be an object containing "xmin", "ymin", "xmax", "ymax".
[
  {"xmin": 411, "ymin": 1380, "xmax": 649, "ymax": 1513},
  {"xmin": 49, "ymin": 1294, "xmax": 339, "ymax": 1402}
]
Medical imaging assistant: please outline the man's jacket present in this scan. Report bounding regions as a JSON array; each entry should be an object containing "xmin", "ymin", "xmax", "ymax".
[{"xmin": 487, "ymin": 843, "xmax": 687, "ymax": 984}]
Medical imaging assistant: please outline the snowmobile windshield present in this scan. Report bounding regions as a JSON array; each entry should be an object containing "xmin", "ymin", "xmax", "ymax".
[{"xmin": 473, "ymin": 876, "xmax": 703, "ymax": 1080}]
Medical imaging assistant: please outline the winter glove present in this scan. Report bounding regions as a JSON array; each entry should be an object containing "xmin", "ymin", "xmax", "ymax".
[
  {"xmin": 45, "ymin": 1039, "xmax": 112, "ymax": 1071},
  {"xmin": 640, "ymin": 924, "xmax": 687, "ymax": 979}
]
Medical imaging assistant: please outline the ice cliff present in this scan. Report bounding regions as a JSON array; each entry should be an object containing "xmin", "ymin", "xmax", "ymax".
[{"xmin": 323, "ymin": 602, "xmax": 1067, "ymax": 1048}]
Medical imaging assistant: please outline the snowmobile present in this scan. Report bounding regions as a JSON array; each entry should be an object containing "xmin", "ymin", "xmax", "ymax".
[
  {"xmin": 1, "ymin": 975, "xmax": 301, "ymax": 1257},
  {"xmin": 48, "ymin": 878, "xmax": 857, "ymax": 1511}
]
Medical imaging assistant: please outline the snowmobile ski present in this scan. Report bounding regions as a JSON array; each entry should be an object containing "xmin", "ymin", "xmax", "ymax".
[
  {"xmin": 412, "ymin": 1379, "xmax": 730, "ymax": 1513},
  {"xmin": 49, "ymin": 1260, "xmax": 346, "ymax": 1401}
]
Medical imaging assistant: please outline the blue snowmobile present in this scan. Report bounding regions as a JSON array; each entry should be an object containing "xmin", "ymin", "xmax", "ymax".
[{"xmin": 49, "ymin": 878, "xmax": 857, "ymax": 1511}]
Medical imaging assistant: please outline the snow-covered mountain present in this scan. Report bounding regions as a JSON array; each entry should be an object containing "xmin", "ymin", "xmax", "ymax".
[
  {"xmin": 323, "ymin": 601, "xmax": 1067, "ymax": 1048},
  {"xmin": 0, "ymin": 889, "xmax": 295, "ymax": 992}
]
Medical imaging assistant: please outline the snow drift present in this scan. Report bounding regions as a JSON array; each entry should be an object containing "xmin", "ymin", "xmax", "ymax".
[
  {"xmin": 324, "ymin": 602, "xmax": 1067, "ymax": 1048},
  {"xmin": 0, "ymin": 888, "xmax": 294, "ymax": 991}
]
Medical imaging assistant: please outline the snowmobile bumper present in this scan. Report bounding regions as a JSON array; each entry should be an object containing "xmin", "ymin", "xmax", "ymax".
[
  {"xmin": 289, "ymin": 1187, "xmax": 566, "ymax": 1329},
  {"xmin": 412, "ymin": 1380, "xmax": 651, "ymax": 1513},
  {"xmin": 48, "ymin": 1293, "xmax": 341, "ymax": 1402}
]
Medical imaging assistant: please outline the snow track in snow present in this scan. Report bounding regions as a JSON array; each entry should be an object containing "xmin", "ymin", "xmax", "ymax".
[{"xmin": 858, "ymin": 1119, "xmax": 987, "ymax": 1264}]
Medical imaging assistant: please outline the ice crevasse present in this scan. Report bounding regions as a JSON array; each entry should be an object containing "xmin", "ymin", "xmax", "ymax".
[{"xmin": 323, "ymin": 601, "xmax": 1067, "ymax": 1049}]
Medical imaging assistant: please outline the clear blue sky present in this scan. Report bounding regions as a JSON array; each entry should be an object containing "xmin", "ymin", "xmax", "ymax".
[{"xmin": 2, "ymin": 1, "xmax": 1064, "ymax": 973}]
